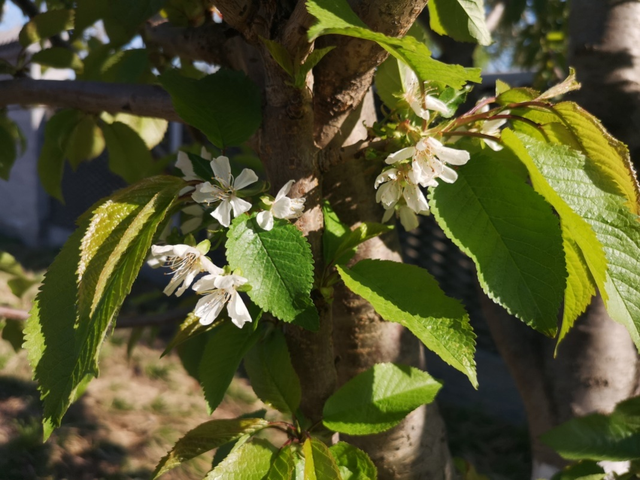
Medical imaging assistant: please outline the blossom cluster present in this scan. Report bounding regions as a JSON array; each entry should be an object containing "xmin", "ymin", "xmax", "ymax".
[{"xmin": 149, "ymin": 149, "xmax": 307, "ymax": 329}]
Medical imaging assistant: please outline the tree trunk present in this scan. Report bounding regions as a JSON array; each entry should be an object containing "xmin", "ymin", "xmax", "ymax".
[
  {"xmin": 482, "ymin": 3, "xmax": 640, "ymax": 477},
  {"xmin": 325, "ymin": 91, "xmax": 455, "ymax": 480}
]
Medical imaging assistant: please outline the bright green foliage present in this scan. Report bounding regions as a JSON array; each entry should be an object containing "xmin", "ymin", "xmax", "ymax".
[
  {"xmin": 226, "ymin": 214, "xmax": 319, "ymax": 330},
  {"xmin": 152, "ymin": 417, "xmax": 270, "ymax": 479},
  {"xmin": 101, "ymin": 121, "xmax": 154, "ymax": 184},
  {"xmin": 204, "ymin": 438, "xmax": 276, "ymax": 480},
  {"xmin": 19, "ymin": 9, "xmax": 74, "ymax": 47},
  {"xmin": 199, "ymin": 320, "xmax": 262, "ymax": 414},
  {"xmin": 506, "ymin": 131, "xmax": 640, "ymax": 348},
  {"xmin": 322, "ymin": 363, "xmax": 442, "ymax": 435},
  {"xmin": 541, "ymin": 396, "xmax": 640, "ymax": 461},
  {"xmin": 303, "ymin": 438, "xmax": 343, "ymax": 480},
  {"xmin": 430, "ymin": 152, "xmax": 566, "ymax": 336},
  {"xmin": 374, "ymin": 57, "xmax": 406, "ymax": 110},
  {"xmin": 160, "ymin": 69, "xmax": 262, "ymax": 149},
  {"xmin": 24, "ymin": 176, "xmax": 184, "ymax": 440},
  {"xmin": 37, "ymin": 109, "xmax": 84, "ymax": 201},
  {"xmin": 428, "ymin": 0, "xmax": 492, "ymax": 45},
  {"xmin": 266, "ymin": 445, "xmax": 298, "ymax": 480},
  {"xmin": 337, "ymin": 260, "xmax": 477, "ymax": 385},
  {"xmin": 66, "ymin": 116, "xmax": 105, "ymax": 168},
  {"xmin": 329, "ymin": 442, "xmax": 377, "ymax": 480},
  {"xmin": 244, "ymin": 327, "xmax": 302, "ymax": 415},
  {"xmin": 551, "ymin": 462, "xmax": 606, "ymax": 480},
  {"xmin": 306, "ymin": 0, "xmax": 481, "ymax": 89},
  {"xmin": 31, "ymin": 47, "xmax": 84, "ymax": 71},
  {"xmin": 105, "ymin": 113, "xmax": 168, "ymax": 150},
  {"xmin": 322, "ymin": 200, "xmax": 393, "ymax": 267}
]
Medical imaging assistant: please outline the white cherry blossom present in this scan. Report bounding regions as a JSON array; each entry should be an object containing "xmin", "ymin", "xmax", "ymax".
[
  {"xmin": 192, "ymin": 273, "xmax": 252, "ymax": 328},
  {"xmin": 401, "ymin": 62, "xmax": 449, "ymax": 119},
  {"xmin": 150, "ymin": 243, "xmax": 222, "ymax": 297},
  {"xmin": 192, "ymin": 155, "xmax": 259, "ymax": 227},
  {"xmin": 256, "ymin": 180, "xmax": 306, "ymax": 230},
  {"xmin": 410, "ymin": 137, "xmax": 470, "ymax": 187}
]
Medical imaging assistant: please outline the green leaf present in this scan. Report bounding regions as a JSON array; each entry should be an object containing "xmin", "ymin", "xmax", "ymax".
[
  {"xmin": 336, "ymin": 260, "xmax": 477, "ymax": 385},
  {"xmin": 31, "ymin": 47, "xmax": 84, "ymax": 71},
  {"xmin": 541, "ymin": 396, "xmax": 640, "ymax": 461},
  {"xmin": 430, "ymin": 152, "xmax": 566, "ymax": 336},
  {"xmin": 73, "ymin": 0, "xmax": 108, "ymax": 40},
  {"xmin": 66, "ymin": 116, "xmax": 105, "ymax": 168},
  {"xmin": 198, "ymin": 320, "xmax": 262, "ymax": 414},
  {"xmin": 159, "ymin": 69, "xmax": 262, "ymax": 149},
  {"xmin": 107, "ymin": 113, "xmax": 168, "ymax": 149},
  {"xmin": 374, "ymin": 56, "xmax": 405, "ymax": 110},
  {"xmin": 428, "ymin": 0, "xmax": 492, "ymax": 45},
  {"xmin": 101, "ymin": 49, "xmax": 154, "ymax": 84},
  {"xmin": 103, "ymin": 0, "xmax": 165, "ymax": 46},
  {"xmin": 226, "ymin": 214, "xmax": 319, "ymax": 331},
  {"xmin": 101, "ymin": 121, "xmax": 153, "ymax": 184},
  {"xmin": 551, "ymin": 462, "xmax": 606, "ymax": 480},
  {"xmin": 0, "ymin": 121, "xmax": 17, "ymax": 180},
  {"xmin": 295, "ymin": 46, "xmax": 335, "ymax": 88},
  {"xmin": 505, "ymin": 131, "xmax": 640, "ymax": 349},
  {"xmin": 24, "ymin": 176, "xmax": 184, "ymax": 440},
  {"xmin": 332, "ymin": 223, "xmax": 394, "ymax": 266},
  {"xmin": 262, "ymin": 38, "xmax": 294, "ymax": 76},
  {"xmin": 163, "ymin": 312, "xmax": 214, "ymax": 356},
  {"xmin": 329, "ymin": 442, "xmax": 377, "ymax": 480},
  {"xmin": 306, "ymin": 0, "xmax": 481, "ymax": 89},
  {"xmin": 186, "ymin": 152, "xmax": 214, "ymax": 180},
  {"xmin": 323, "ymin": 200, "xmax": 350, "ymax": 267},
  {"xmin": 303, "ymin": 438, "xmax": 342, "ymax": 480},
  {"xmin": 204, "ymin": 438, "xmax": 276, "ymax": 480},
  {"xmin": 266, "ymin": 445, "xmax": 298, "ymax": 480},
  {"xmin": 1, "ymin": 319, "xmax": 24, "ymax": 352},
  {"xmin": 37, "ymin": 109, "xmax": 84, "ymax": 202},
  {"xmin": 152, "ymin": 417, "xmax": 270, "ymax": 479},
  {"xmin": 322, "ymin": 362, "xmax": 442, "ymax": 435},
  {"xmin": 244, "ymin": 327, "xmax": 301, "ymax": 415},
  {"xmin": 19, "ymin": 9, "xmax": 74, "ymax": 47}
]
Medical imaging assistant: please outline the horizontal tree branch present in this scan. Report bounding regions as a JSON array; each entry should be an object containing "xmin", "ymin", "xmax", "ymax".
[
  {"xmin": 0, "ymin": 79, "xmax": 181, "ymax": 122},
  {"xmin": 144, "ymin": 21, "xmax": 239, "ymax": 67},
  {"xmin": 0, "ymin": 305, "xmax": 191, "ymax": 329}
]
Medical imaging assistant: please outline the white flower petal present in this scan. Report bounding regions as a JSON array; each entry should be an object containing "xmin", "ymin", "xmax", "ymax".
[
  {"xmin": 193, "ymin": 274, "xmax": 218, "ymax": 292},
  {"xmin": 256, "ymin": 210, "xmax": 274, "ymax": 230},
  {"xmin": 212, "ymin": 200, "xmax": 232, "ymax": 227},
  {"xmin": 276, "ymin": 180, "xmax": 295, "ymax": 200},
  {"xmin": 385, "ymin": 147, "xmax": 415, "ymax": 165},
  {"xmin": 180, "ymin": 217, "xmax": 202, "ymax": 235},
  {"xmin": 200, "ymin": 257, "xmax": 224, "ymax": 276},
  {"xmin": 195, "ymin": 293, "xmax": 226, "ymax": 325},
  {"xmin": 483, "ymin": 137, "xmax": 504, "ymax": 151},
  {"xmin": 211, "ymin": 156, "xmax": 232, "ymax": 185},
  {"xmin": 176, "ymin": 151, "xmax": 198, "ymax": 181},
  {"xmin": 424, "ymin": 95, "xmax": 449, "ymax": 115},
  {"xmin": 374, "ymin": 168, "xmax": 398, "ymax": 188},
  {"xmin": 234, "ymin": 168, "xmax": 259, "ymax": 190},
  {"xmin": 439, "ymin": 165, "xmax": 459, "ymax": 184},
  {"xmin": 200, "ymin": 146, "xmax": 212, "ymax": 160},
  {"xmin": 409, "ymin": 99, "xmax": 431, "ymax": 120},
  {"xmin": 382, "ymin": 206, "xmax": 395, "ymax": 223},
  {"xmin": 182, "ymin": 204, "xmax": 203, "ymax": 216},
  {"xmin": 378, "ymin": 181, "xmax": 402, "ymax": 208},
  {"xmin": 434, "ymin": 144, "xmax": 470, "ymax": 166},
  {"xmin": 403, "ymin": 184, "xmax": 429, "ymax": 213},
  {"xmin": 227, "ymin": 292, "xmax": 252, "ymax": 328},
  {"xmin": 229, "ymin": 196, "xmax": 252, "ymax": 217},
  {"xmin": 399, "ymin": 206, "xmax": 420, "ymax": 231},
  {"xmin": 271, "ymin": 197, "xmax": 292, "ymax": 219}
]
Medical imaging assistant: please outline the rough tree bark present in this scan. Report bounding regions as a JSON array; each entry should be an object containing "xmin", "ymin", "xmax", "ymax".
[
  {"xmin": 481, "ymin": 2, "xmax": 640, "ymax": 477},
  {"xmin": 325, "ymin": 91, "xmax": 455, "ymax": 479}
]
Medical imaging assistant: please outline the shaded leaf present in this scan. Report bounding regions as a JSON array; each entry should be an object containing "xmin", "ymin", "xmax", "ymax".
[
  {"xmin": 101, "ymin": 121, "xmax": 153, "ymax": 184},
  {"xmin": 160, "ymin": 69, "xmax": 262, "ymax": 149},
  {"xmin": 337, "ymin": 260, "xmax": 477, "ymax": 385},
  {"xmin": 31, "ymin": 47, "xmax": 83, "ymax": 71},
  {"xmin": 152, "ymin": 417, "xmax": 270, "ymax": 479},
  {"xmin": 428, "ymin": 0, "xmax": 492, "ymax": 46},
  {"xmin": 323, "ymin": 363, "xmax": 442, "ymax": 435},
  {"xmin": 551, "ymin": 462, "xmax": 606, "ymax": 480},
  {"xmin": 66, "ymin": 116, "xmax": 105, "ymax": 168},
  {"xmin": 19, "ymin": 9, "xmax": 74, "ymax": 47},
  {"xmin": 244, "ymin": 327, "xmax": 301, "ymax": 415}
]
